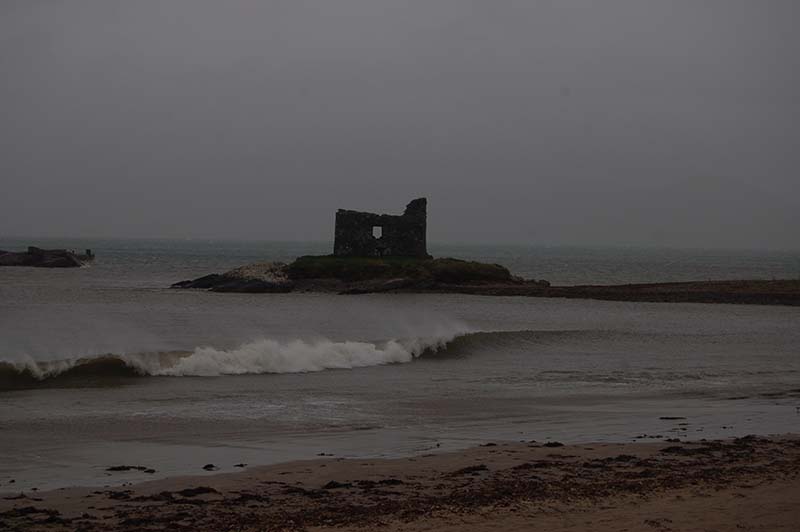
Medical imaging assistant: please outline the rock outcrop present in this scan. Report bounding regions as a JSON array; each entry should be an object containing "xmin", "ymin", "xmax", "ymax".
[
  {"xmin": 171, "ymin": 262, "xmax": 294, "ymax": 293},
  {"xmin": 172, "ymin": 256, "xmax": 530, "ymax": 294},
  {"xmin": 0, "ymin": 247, "xmax": 94, "ymax": 268}
]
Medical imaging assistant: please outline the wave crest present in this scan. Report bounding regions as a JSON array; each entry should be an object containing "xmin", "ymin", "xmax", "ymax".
[
  {"xmin": 0, "ymin": 325, "xmax": 470, "ymax": 388},
  {"xmin": 154, "ymin": 334, "xmax": 459, "ymax": 377}
]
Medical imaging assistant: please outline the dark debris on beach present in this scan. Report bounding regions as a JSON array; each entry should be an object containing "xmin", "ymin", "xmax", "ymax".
[{"xmin": 1, "ymin": 436, "xmax": 799, "ymax": 532}]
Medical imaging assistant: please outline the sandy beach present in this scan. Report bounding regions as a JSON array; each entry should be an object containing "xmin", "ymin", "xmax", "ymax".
[{"xmin": 2, "ymin": 435, "xmax": 798, "ymax": 531}]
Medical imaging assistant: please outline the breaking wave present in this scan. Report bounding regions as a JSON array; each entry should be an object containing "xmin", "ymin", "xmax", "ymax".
[
  {"xmin": 0, "ymin": 328, "xmax": 620, "ymax": 390},
  {"xmin": 0, "ymin": 325, "xmax": 474, "ymax": 389}
]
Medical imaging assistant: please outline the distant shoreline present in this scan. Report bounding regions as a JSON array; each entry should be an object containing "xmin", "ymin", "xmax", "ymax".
[
  {"xmin": 2, "ymin": 435, "xmax": 798, "ymax": 531},
  {"xmin": 409, "ymin": 279, "xmax": 800, "ymax": 306}
]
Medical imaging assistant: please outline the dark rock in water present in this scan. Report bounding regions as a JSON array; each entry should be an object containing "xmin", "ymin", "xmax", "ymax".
[
  {"xmin": 339, "ymin": 277, "xmax": 421, "ymax": 295},
  {"xmin": 287, "ymin": 256, "xmax": 518, "ymax": 285},
  {"xmin": 0, "ymin": 246, "xmax": 93, "ymax": 268},
  {"xmin": 171, "ymin": 274, "xmax": 224, "ymax": 289},
  {"xmin": 171, "ymin": 263, "xmax": 293, "ymax": 293},
  {"xmin": 202, "ymin": 464, "xmax": 218, "ymax": 471},
  {"xmin": 211, "ymin": 278, "xmax": 294, "ymax": 293}
]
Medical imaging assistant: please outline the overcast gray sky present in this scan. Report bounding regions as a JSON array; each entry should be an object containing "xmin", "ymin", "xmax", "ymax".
[{"xmin": 1, "ymin": 0, "xmax": 798, "ymax": 249}]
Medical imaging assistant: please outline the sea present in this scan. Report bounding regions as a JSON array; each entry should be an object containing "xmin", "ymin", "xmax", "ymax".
[{"xmin": 1, "ymin": 238, "xmax": 799, "ymax": 492}]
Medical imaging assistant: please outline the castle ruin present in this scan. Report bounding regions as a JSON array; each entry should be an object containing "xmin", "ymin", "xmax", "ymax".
[{"xmin": 333, "ymin": 198, "xmax": 430, "ymax": 258}]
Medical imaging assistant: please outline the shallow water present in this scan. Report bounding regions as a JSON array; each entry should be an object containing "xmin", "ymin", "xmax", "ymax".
[{"xmin": 1, "ymin": 239, "xmax": 799, "ymax": 491}]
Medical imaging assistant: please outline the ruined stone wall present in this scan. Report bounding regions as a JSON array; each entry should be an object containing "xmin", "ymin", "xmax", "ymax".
[{"xmin": 333, "ymin": 198, "xmax": 430, "ymax": 258}]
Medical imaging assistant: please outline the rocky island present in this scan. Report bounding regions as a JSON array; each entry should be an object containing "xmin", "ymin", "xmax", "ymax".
[
  {"xmin": 0, "ymin": 246, "xmax": 94, "ymax": 268},
  {"xmin": 171, "ymin": 257, "xmax": 800, "ymax": 305},
  {"xmin": 171, "ymin": 255, "xmax": 543, "ymax": 294},
  {"xmin": 171, "ymin": 198, "xmax": 800, "ymax": 306},
  {"xmin": 172, "ymin": 198, "xmax": 549, "ymax": 294}
]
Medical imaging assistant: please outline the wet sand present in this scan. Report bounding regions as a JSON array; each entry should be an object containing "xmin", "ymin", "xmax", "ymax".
[{"xmin": 2, "ymin": 435, "xmax": 798, "ymax": 531}]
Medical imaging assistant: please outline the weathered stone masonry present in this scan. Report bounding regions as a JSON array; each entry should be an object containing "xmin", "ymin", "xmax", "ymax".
[{"xmin": 333, "ymin": 198, "xmax": 430, "ymax": 258}]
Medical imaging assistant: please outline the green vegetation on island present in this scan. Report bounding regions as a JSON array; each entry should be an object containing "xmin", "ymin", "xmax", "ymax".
[{"xmin": 286, "ymin": 255, "xmax": 518, "ymax": 284}]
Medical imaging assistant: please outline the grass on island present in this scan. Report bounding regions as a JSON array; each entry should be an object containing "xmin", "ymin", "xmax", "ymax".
[{"xmin": 285, "ymin": 255, "xmax": 516, "ymax": 284}]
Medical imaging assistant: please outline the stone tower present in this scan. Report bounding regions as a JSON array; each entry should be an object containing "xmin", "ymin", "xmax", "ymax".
[{"xmin": 333, "ymin": 198, "xmax": 430, "ymax": 258}]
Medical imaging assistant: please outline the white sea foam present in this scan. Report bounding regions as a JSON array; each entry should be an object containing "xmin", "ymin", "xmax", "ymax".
[
  {"xmin": 1, "ymin": 321, "xmax": 472, "ymax": 381},
  {"xmin": 153, "ymin": 325, "xmax": 470, "ymax": 377}
]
